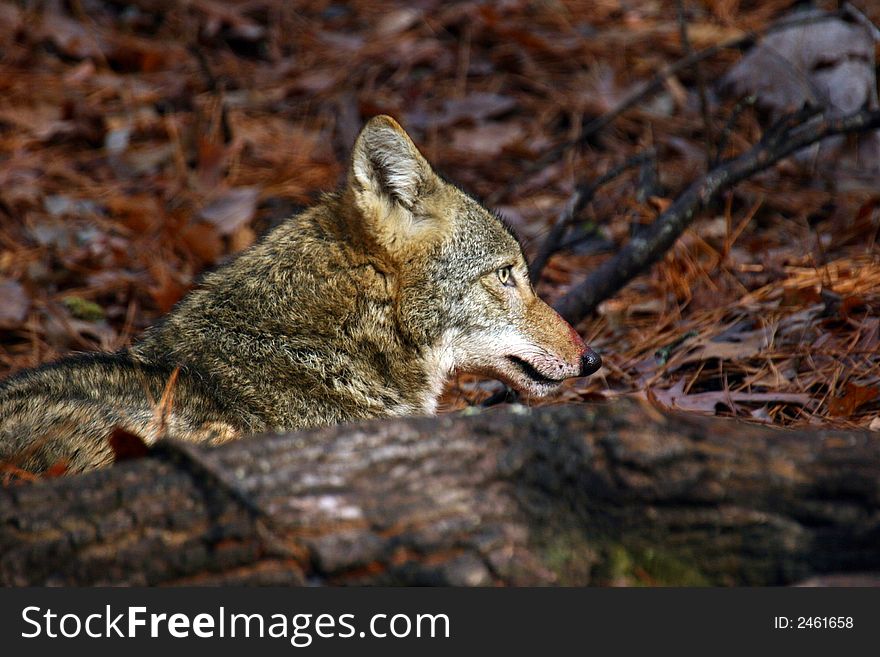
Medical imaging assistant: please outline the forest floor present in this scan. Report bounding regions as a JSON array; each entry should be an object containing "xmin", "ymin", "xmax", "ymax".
[{"xmin": 1, "ymin": 0, "xmax": 879, "ymax": 433}]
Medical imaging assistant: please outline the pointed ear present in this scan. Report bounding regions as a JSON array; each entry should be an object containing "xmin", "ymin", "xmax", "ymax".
[{"xmin": 349, "ymin": 115, "xmax": 435, "ymax": 211}]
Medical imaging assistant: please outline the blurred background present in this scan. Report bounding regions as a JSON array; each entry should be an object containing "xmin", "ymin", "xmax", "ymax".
[{"xmin": 0, "ymin": 0, "xmax": 878, "ymax": 431}]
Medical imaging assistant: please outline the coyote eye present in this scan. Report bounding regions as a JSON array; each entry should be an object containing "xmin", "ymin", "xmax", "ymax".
[{"xmin": 496, "ymin": 266, "xmax": 515, "ymax": 287}]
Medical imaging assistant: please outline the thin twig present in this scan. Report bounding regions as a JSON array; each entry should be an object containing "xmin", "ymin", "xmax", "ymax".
[
  {"xmin": 843, "ymin": 1, "xmax": 880, "ymax": 40},
  {"xmin": 712, "ymin": 94, "xmax": 756, "ymax": 167},
  {"xmin": 554, "ymin": 107, "xmax": 880, "ymax": 323},
  {"xmin": 487, "ymin": 8, "xmax": 847, "ymax": 205},
  {"xmin": 761, "ymin": 104, "xmax": 823, "ymax": 149},
  {"xmin": 529, "ymin": 149, "xmax": 656, "ymax": 283},
  {"xmin": 676, "ymin": 0, "xmax": 714, "ymax": 168},
  {"xmin": 188, "ymin": 45, "xmax": 233, "ymax": 144}
]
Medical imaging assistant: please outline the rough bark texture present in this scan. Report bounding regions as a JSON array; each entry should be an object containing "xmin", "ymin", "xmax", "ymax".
[{"xmin": 2, "ymin": 399, "xmax": 879, "ymax": 586}]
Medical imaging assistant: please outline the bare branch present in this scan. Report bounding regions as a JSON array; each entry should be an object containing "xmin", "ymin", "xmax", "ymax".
[
  {"xmin": 529, "ymin": 149, "xmax": 655, "ymax": 283},
  {"xmin": 554, "ymin": 107, "xmax": 880, "ymax": 323},
  {"xmin": 676, "ymin": 0, "xmax": 714, "ymax": 168},
  {"xmin": 487, "ymin": 8, "xmax": 846, "ymax": 205},
  {"xmin": 711, "ymin": 93, "xmax": 756, "ymax": 167}
]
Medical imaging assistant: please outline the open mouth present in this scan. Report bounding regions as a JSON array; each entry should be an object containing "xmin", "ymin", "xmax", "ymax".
[{"xmin": 506, "ymin": 355, "xmax": 564, "ymax": 385}]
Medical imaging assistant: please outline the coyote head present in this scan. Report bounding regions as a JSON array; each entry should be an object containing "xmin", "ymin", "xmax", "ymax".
[{"xmin": 347, "ymin": 115, "xmax": 601, "ymax": 402}]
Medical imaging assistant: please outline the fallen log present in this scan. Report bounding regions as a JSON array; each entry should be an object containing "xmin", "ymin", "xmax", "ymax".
[{"xmin": 1, "ymin": 399, "xmax": 878, "ymax": 586}]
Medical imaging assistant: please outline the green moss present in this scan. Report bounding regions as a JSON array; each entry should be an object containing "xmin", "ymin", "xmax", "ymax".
[
  {"xmin": 62, "ymin": 296, "xmax": 105, "ymax": 321},
  {"xmin": 536, "ymin": 527, "xmax": 712, "ymax": 586},
  {"xmin": 596, "ymin": 542, "xmax": 711, "ymax": 586},
  {"xmin": 538, "ymin": 529, "xmax": 598, "ymax": 585},
  {"xmin": 634, "ymin": 545, "xmax": 711, "ymax": 586},
  {"xmin": 607, "ymin": 544, "xmax": 634, "ymax": 581}
]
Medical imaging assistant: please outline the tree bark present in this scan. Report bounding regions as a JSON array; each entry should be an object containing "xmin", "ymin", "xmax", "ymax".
[{"xmin": 2, "ymin": 399, "xmax": 879, "ymax": 586}]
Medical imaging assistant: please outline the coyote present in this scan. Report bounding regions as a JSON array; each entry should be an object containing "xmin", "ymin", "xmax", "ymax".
[{"xmin": 0, "ymin": 116, "xmax": 601, "ymax": 474}]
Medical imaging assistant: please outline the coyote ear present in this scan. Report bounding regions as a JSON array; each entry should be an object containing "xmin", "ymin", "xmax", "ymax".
[{"xmin": 349, "ymin": 115, "xmax": 435, "ymax": 212}]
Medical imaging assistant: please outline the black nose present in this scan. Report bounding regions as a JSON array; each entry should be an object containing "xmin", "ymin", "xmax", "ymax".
[{"xmin": 579, "ymin": 348, "xmax": 602, "ymax": 376}]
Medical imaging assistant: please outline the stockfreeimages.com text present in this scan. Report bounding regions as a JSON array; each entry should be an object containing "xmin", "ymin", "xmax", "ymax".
[{"xmin": 22, "ymin": 605, "xmax": 451, "ymax": 646}]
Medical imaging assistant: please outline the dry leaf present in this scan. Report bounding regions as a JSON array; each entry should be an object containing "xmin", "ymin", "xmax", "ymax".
[
  {"xmin": 675, "ymin": 330, "xmax": 768, "ymax": 368},
  {"xmin": 44, "ymin": 460, "xmax": 70, "ymax": 477},
  {"xmin": 181, "ymin": 222, "xmax": 224, "ymax": 265},
  {"xmin": 0, "ymin": 462, "xmax": 39, "ymax": 485},
  {"xmin": 722, "ymin": 8, "xmax": 880, "ymax": 169},
  {"xmin": 39, "ymin": 12, "xmax": 107, "ymax": 60},
  {"xmin": 148, "ymin": 263, "xmax": 188, "ymax": 314},
  {"xmin": 0, "ymin": 278, "xmax": 29, "ymax": 329},
  {"xmin": 650, "ymin": 378, "xmax": 811, "ymax": 414},
  {"xmin": 828, "ymin": 383, "xmax": 880, "ymax": 418},
  {"xmin": 723, "ymin": 10, "xmax": 877, "ymax": 117},
  {"xmin": 108, "ymin": 427, "xmax": 151, "ymax": 463},
  {"xmin": 451, "ymin": 122, "xmax": 525, "ymax": 156},
  {"xmin": 375, "ymin": 8, "xmax": 422, "ymax": 37},
  {"xmin": 199, "ymin": 187, "xmax": 260, "ymax": 235},
  {"xmin": 436, "ymin": 93, "xmax": 518, "ymax": 127}
]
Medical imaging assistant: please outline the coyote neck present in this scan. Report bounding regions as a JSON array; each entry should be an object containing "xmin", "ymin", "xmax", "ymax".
[{"xmin": 130, "ymin": 209, "xmax": 448, "ymax": 431}]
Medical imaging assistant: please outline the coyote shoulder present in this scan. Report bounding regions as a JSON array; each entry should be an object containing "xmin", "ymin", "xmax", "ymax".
[{"xmin": 0, "ymin": 116, "xmax": 601, "ymax": 473}]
